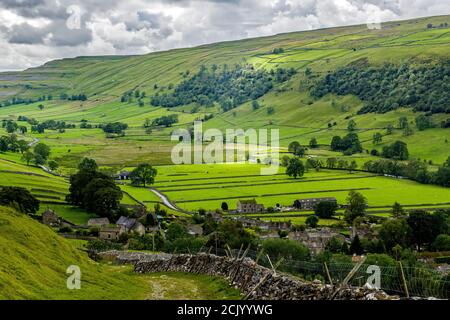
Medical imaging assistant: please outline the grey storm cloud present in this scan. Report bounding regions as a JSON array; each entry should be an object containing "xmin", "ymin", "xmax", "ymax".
[
  {"xmin": 7, "ymin": 23, "xmax": 47, "ymax": 44},
  {"xmin": 1, "ymin": 0, "xmax": 450, "ymax": 71},
  {"xmin": 4, "ymin": 12, "xmax": 93, "ymax": 46}
]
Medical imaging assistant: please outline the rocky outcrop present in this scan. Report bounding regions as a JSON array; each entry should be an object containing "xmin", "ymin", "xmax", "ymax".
[{"xmin": 95, "ymin": 251, "xmax": 396, "ymax": 300}]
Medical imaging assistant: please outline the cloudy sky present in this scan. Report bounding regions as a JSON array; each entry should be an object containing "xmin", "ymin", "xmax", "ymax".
[{"xmin": 0, "ymin": 0, "xmax": 449, "ymax": 71}]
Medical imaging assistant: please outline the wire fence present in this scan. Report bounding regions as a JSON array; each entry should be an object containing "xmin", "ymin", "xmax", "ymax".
[{"xmin": 193, "ymin": 246, "xmax": 449, "ymax": 299}]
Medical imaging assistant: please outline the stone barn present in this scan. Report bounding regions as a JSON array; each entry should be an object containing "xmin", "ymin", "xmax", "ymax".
[
  {"xmin": 294, "ymin": 197, "xmax": 338, "ymax": 210},
  {"xmin": 87, "ymin": 217, "xmax": 110, "ymax": 228},
  {"xmin": 236, "ymin": 199, "xmax": 264, "ymax": 214}
]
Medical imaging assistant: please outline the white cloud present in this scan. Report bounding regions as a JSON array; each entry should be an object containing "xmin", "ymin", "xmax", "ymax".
[{"xmin": 0, "ymin": 0, "xmax": 449, "ymax": 71}]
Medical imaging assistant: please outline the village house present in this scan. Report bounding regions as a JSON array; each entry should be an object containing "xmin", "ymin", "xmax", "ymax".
[
  {"xmin": 233, "ymin": 217, "xmax": 292, "ymax": 232},
  {"xmin": 114, "ymin": 170, "xmax": 130, "ymax": 180},
  {"xmin": 236, "ymin": 199, "xmax": 264, "ymax": 214},
  {"xmin": 207, "ymin": 211, "xmax": 224, "ymax": 223},
  {"xmin": 294, "ymin": 197, "xmax": 338, "ymax": 210},
  {"xmin": 290, "ymin": 228, "xmax": 344, "ymax": 254},
  {"xmin": 99, "ymin": 226, "xmax": 123, "ymax": 241},
  {"xmin": 116, "ymin": 216, "xmax": 145, "ymax": 236},
  {"xmin": 350, "ymin": 223, "xmax": 377, "ymax": 239},
  {"xmin": 87, "ymin": 217, "xmax": 110, "ymax": 228}
]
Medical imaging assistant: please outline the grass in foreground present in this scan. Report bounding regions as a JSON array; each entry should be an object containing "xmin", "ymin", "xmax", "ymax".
[
  {"xmin": 144, "ymin": 272, "xmax": 241, "ymax": 300},
  {"xmin": 0, "ymin": 206, "xmax": 239, "ymax": 300}
]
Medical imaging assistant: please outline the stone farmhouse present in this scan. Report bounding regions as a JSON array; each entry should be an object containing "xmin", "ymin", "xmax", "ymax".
[
  {"xmin": 236, "ymin": 199, "xmax": 264, "ymax": 214},
  {"xmin": 233, "ymin": 217, "xmax": 292, "ymax": 232},
  {"xmin": 116, "ymin": 216, "xmax": 146, "ymax": 235},
  {"xmin": 290, "ymin": 228, "xmax": 344, "ymax": 254},
  {"xmin": 99, "ymin": 227, "xmax": 123, "ymax": 241},
  {"xmin": 99, "ymin": 216, "xmax": 146, "ymax": 240},
  {"xmin": 113, "ymin": 170, "xmax": 130, "ymax": 180},
  {"xmin": 87, "ymin": 217, "xmax": 110, "ymax": 228},
  {"xmin": 294, "ymin": 197, "xmax": 338, "ymax": 210}
]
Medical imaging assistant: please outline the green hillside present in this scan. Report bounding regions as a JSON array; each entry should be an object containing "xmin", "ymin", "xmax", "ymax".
[
  {"xmin": 0, "ymin": 206, "xmax": 239, "ymax": 300},
  {"xmin": 0, "ymin": 205, "xmax": 148, "ymax": 299},
  {"xmin": 0, "ymin": 15, "xmax": 448, "ymax": 169}
]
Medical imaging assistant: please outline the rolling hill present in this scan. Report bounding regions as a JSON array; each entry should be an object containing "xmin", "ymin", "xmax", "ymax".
[{"xmin": 0, "ymin": 15, "xmax": 448, "ymax": 169}]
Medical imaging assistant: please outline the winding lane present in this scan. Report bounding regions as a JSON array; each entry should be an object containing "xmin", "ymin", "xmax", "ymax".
[{"xmin": 150, "ymin": 188, "xmax": 183, "ymax": 212}]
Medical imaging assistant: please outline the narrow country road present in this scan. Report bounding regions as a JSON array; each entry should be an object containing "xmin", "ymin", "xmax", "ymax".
[
  {"xmin": 150, "ymin": 188, "xmax": 181, "ymax": 212},
  {"xmin": 28, "ymin": 137, "xmax": 40, "ymax": 147}
]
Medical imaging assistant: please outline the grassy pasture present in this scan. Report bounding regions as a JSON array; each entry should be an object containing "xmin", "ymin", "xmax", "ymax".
[
  {"xmin": 142, "ymin": 164, "xmax": 450, "ymax": 213},
  {"xmin": 0, "ymin": 15, "xmax": 448, "ymax": 222}
]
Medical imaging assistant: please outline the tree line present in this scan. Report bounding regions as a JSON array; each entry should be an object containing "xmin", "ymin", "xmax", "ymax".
[
  {"xmin": 150, "ymin": 64, "xmax": 296, "ymax": 111},
  {"xmin": 311, "ymin": 60, "xmax": 450, "ymax": 114}
]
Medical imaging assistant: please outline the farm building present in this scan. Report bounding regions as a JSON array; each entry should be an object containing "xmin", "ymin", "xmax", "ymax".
[
  {"xmin": 233, "ymin": 217, "xmax": 292, "ymax": 231},
  {"xmin": 294, "ymin": 197, "xmax": 338, "ymax": 210},
  {"xmin": 99, "ymin": 226, "xmax": 123, "ymax": 240},
  {"xmin": 116, "ymin": 216, "xmax": 145, "ymax": 235},
  {"xmin": 87, "ymin": 217, "xmax": 110, "ymax": 227},
  {"xmin": 114, "ymin": 171, "xmax": 130, "ymax": 180},
  {"xmin": 236, "ymin": 199, "xmax": 264, "ymax": 214},
  {"xmin": 290, "ymin": 228, "xmax": 344, "ymax": 254}
]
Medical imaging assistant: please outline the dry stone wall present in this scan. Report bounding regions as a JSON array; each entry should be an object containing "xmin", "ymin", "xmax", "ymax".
[{"xmin": 95, "ymin": 251, "xmax": 396, "ymax": 300}]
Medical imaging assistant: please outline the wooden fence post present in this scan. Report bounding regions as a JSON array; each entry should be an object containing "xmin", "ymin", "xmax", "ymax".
[{"xmin": 398, "ymin": 261, "xmax": 410, "ymax": 298}]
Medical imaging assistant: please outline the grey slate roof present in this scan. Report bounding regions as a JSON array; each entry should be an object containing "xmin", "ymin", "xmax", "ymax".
[{"xmin": 116, "ymin": 216, "xmax": 137, "ymax": 230}]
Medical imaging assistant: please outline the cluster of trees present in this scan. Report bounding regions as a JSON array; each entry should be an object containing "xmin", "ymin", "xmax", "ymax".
[
  {"xmin": 5, "ymin": 117, "xmax": 75, "ymax": 134},
  {"xmin": 378, "ymin": 209, "xmax": 449, "ymax": 253},
  {"xmin": 149, "ymin": 115, "xmax": 179, "ymax": 127},
  {"xmin": 311, "ymin": 61, "xmax": 450, "ymax": 114},
  {"xmin": 0, "ymin": 134, "xmax": 53, "ymax": 167},
  {"xmin": 129, "ymin": 163, "xmax": 157, "ymax": 187},
  {"xmin": 0, "ymin": 134, "xmax": 29, "ymax": 153},
  {"xmin": 415, "ymin": 115, "xmax": 434, "ymax": 131},
  {"xmin": 381, "ymin": 141, "xmax": 409, "ymax": 160},
  {"xmin": 150, "ymin": 64, "xmax": 296, "ymax": 111},
  {"xmin": 0, "ymin": 186, "xmax": 40, "ymax": 214},
  {"xmin": 363, "ymin": 157, "xmax": 450, "ymax": 187},
  {"xmin": 29, "ymin": 119, "xmax": 75, "ymax": 134},
  {"xmin": 100, "ymin": 122, "xmax": 128, "ymax": 136},
  {"xmin": 23, "ymin": 142, "xmax": 52, "ymax": 167},
  {"xmin": 2, "ymin": 120, "xmax": 27, "ymax": 134},
  {"xmin": 60, "ymin": 93, "xmax": 87, "ymax": 101},
  {"xmin": 0, "ymin": 95, "xmax": 52, "ymax": 108},
  {"xmin": 286, "ymin": 157, "xmax": 305, "ymax": 179},
  {"xmin": 80, "ymin": 119, "xmax": 95, "ymax": 129},
  {"xmin": 288, "ymin": 141, "xmax": 307, "ymax": 157},
  {"xmin": 66, "ymin": 158, "xmax": 123, "ymax": 219},
  {"xmin": 120, "ymin": 89, "xmax": 146, "ymax": 105},
  {"xmin": 272, "ymin": 47, "xmax": 285, "ymax": 54},
  {"xmin": 0, "ymin": 93, "xmax": 86, "ymax": 107},
  {"xmin": 330, "ymin": 133, "xmax": 363, "ymax": 154},
  {"xmin": 325, "ymin": 157, "xmax": 358, "ymax": 172},
  {"xmin": 282, "ymin": 153, "xmax": 358, "ymax": 174}
]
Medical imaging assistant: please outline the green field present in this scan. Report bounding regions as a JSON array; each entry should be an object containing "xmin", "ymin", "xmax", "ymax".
[
  {"xmin": 143, "ymin": 163, "xmax": 450, "ymax": 214},
  {"xmin": 0, "ymin": 15, "xmax": 448, "ymax": 223}
]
